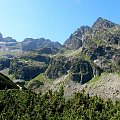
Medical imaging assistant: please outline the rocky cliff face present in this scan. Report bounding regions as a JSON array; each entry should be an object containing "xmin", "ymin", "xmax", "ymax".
[
  {"xmin": 64, "ymin": 26, "xmax": 92, "ymax": 50},
  {"xmin": 22, "ymin": 38, "xmax": 62, "ymax": 51},
  {"xmin": 63, "ymin": 17, "xmax": 120, "ymax": 76},
  {"xmin": 64, "ymin": 17, "xmax": 120, "ymax": 49},
  {"xmin": 8, "ymin": 54, "xmax": 51, "ymax": 80},
  {"xmin": 0, "ymin": 33, "xmax": 62, "ymax": 52},
  {"xmin": 0, "ymin": 33, "xmax": 17, "ymax": 42},
  {"xmin": 92, "ymin": 17, "xmax": 117, "ymax": 29},
  {"xmin": 45, "ymin": 55, "xmax": 101, "ymax": 84}
]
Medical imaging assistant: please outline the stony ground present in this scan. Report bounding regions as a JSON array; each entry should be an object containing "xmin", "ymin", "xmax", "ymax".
[
  {"xmin": 29, "ymin": 72, "xmax": 120, "ymax": 101},
  {"xmin": 50, "ymin": 73, "xmax": 120, "ymax": 101},
  {"xmin": 86, "ymin": 73, "xmax": 120, "ymax": 101}
]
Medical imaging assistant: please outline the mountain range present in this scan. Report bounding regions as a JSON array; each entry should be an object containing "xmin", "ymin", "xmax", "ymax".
[
  {"xmin": 0, "ymin": 34, "xmax": 62, "ymax": 52},
  {"xmin": 0, "ymin": 17, "xmax": 120, "ymax": 100}
]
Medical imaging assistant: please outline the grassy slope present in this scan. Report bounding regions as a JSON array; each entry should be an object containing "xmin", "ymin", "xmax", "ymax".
[
  {"xmin": 0, "ymin": 73, "xmax": 19, "ymax": 89},
  {"xmin": 27, "ymin": 73, "xmax": 53, "ymax": 93},
  {"xmin": 1, "ymin": 68, "xmax": 15, "ymax": 80}
]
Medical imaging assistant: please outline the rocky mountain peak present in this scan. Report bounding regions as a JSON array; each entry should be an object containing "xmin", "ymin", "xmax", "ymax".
[
  {"xmin": 0, "ymin": 33, "xmax": 3, "ymax": 39},
  {"xmin": 3, "ymin": 37, "xmax": 17, "ymax": 42},
  {"xmin": 0, "ymin": 33, "xmax": 16, "ymax": 42},
  {"xmin": 22, "ymin": 37, "xmax": 62, "ymax": 51},
  {"xmin": 92, "ymin": 17, "xmax": 117, "ymax": 29},
  {"xmin": 64, "ymin": 17, "xmax": 120, "ymax": 50},
  {"xmin": 73, "ymin": 25, "xmax": 92, "ymax": 36},
  {"xmin": 64, "ymin": 26, "xmax": 92, "ymax": 50},
  {"xmin": 0, "ymin": 33, "xmax": 3, "ymax": 42}
]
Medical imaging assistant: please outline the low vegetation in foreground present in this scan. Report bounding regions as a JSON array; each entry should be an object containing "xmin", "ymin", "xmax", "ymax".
[{"xmin": 0, "ymin": 87, "xmax": 120, "ymax": 120}]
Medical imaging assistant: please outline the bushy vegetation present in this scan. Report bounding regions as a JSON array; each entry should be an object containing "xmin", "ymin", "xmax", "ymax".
[{"xmin": 1, "ymin": 87, "xmax": 120, "ymax": 120}]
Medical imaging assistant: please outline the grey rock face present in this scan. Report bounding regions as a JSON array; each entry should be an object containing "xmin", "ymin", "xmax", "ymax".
[
  {"xmin": 45, "ymin": 56, "xmax": 95, "ymax": 84},
  {"xmin": 70, "ymin": 58, "xmax": 93, "ymax": 84},
  {"xmin": 22, "ymin": 38, "xmax": 62, "ymax": 51},
  {"xmin": 64, "ymin": 17, "xmax": 120, "ymax": 50},
  {"xmin": 0, "ymin": 33, "xmax": 3, "ymax": 41},
  {"xmin": 45, "ymin": 56, "xmax": 68, "ymax": 79},
  {"xmin": 64, "ymin": 35, "xmax": 82, "ymax": 50},
  {"xmin": 3, "ymin": 37, "xmax": 17, "ymax": 42},
  {"xmin": 0, "ymin": 33, "xmax": 17, "ymax": 42},
  {"xmin": 64, "ymin": 26, "xmax": 92, "ymax": 50},
  {"xmin": 92, "ymin": 17, "xmax": 117, "ymax": 29},
  {"xmin": 0, "ymin": 33, "xmax": 62, "ymax": 52},
  {"xmin": 37, "ymin": 47, "xmax": 59, "ymax": 54}
]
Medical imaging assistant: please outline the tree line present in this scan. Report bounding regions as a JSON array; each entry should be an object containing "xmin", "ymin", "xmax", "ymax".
[{"xmin": 0, "ymin": 87, "xmax": 120, "ymax": 120}]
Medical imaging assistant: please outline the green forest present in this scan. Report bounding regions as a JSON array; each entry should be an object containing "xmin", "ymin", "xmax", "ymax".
[{"xmin": 0, "ymin": 87, "xmax": 120, "ymax": 120}]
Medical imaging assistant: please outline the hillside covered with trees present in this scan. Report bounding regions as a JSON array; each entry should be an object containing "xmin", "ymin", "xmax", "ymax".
[{"xmin": 0, "ymin": 87, "xmax": 120, "ymax": 120}]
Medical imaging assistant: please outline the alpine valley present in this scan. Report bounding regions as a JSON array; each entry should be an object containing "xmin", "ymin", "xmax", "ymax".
[{"xmin": 1, "ymin": 17, "xmax": 120, "ymax": 119}]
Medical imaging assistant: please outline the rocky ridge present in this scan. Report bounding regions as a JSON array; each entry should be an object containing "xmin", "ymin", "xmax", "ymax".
[
  {"xmin": 34, "ymin": 17, "xmax": 120, "ymax": 100},
  {"xmin": 64, "ymin": 17, "xmax": 120, "ymax": 49},
  {"xmin": 0, "ymin": 34, "xmax": 62, "ymax": 52},
  {"xmin": 0, "ymin": 17, "xmax": 120, "ymax": 100}
]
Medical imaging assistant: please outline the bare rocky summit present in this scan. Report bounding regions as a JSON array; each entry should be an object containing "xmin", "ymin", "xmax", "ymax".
[
  {"xmin": 64, "ymin": 17, "xmax": 120, "ymax": 50},
  {"xmin": 0, "ymin": 17, "xmax": 120, "ymax": 101}
]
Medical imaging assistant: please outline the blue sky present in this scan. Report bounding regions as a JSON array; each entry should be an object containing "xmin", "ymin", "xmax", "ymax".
[{"xmin": 0, "ymin": 0, "xmax": 120, "ymax": 44}]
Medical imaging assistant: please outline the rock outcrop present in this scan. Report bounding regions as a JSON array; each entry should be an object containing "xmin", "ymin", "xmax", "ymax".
[
  {"xmin": 22, "ymin": 38, "xmax": 62, "ymax": 51},
  {"xmin": 64, "ymin": 26, "xmax": 92, "ymax": 50},
  {"xmin": 64, "ymin": 17, "xmax": 120, "ymax": 50},
  {"xmin": 92, "ymin": 17, "xmax": 117, "ymax": 29},
  {"xmin": 0, "ymin": 33, "xmax": 62, "ymax": 52},
  {"xmin": 45, "ymin": 56, "xmax": 95, "ymax": 84}
]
